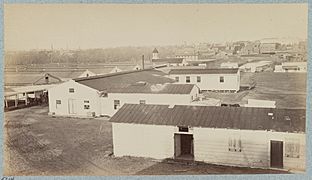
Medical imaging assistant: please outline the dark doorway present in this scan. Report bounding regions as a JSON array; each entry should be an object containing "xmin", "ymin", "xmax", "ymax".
[
  {"xmin": 270, "ymin": 140, "xmax": 283, "ymax": 168},
  {"xmin": 174, "ymin": 134, "xmax": 194, "ymax": 160}
]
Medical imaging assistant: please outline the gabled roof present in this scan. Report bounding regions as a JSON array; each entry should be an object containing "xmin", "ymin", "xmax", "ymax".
[
  {"xmin": 152, "ymin": 48, "xmax": 159, "ymax": 53},
  {"xmin": 33, "ymin": 73, "xmax": 63, "ymax": 85},
  {"xmin": 109, "ymin": 104, "xmax": 306, "ymax": 133},
  {"xmin": 4, "ymin": 72, "xmax": 63, "ymax": 86},
  {"xmin": 110, "ymin": 83, "xmax": 195, "ymax": 94},
  {"xmin": 169, "ymin": 68, "xmax": 239, "ymax": 75},
  {"xmin": 152, "ymin": 58, "xmax": 184, "ymax": 64},
  {"xmin": 75, "ymin": 68, "xmax": 174, "ymax": 92}
]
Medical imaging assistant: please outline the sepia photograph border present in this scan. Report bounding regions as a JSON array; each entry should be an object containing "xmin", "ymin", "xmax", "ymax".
[{"xmin": 0, "ymin": 0, "xmax": 311, "ymax": 180}]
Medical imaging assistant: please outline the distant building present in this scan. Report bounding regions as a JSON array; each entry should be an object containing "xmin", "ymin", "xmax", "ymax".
[
  {"xmin": 239, "ymin": 61, "xmax": 272, "ymax": 73},
  {"xmin": 274, "ymin": 62, "xmax": 307, "ymax": 73},
  {"xmin": 151, "ymin": 48, "xmax": 187, "ymax": 67},
  {"xmin": 220, "ymin": 62, "xmax": 239, "ymax": 69},
  {"xmin": 110, "ymin": 104, "xmax": 306, "ymax": 172},
  {"xmin": 260, "ymin": 43, "xmax": 280, "ymax": 54},
  {"xmin": 169, "ymin": 68, "xmax": 240, "ymax": 92},
  {"xmin": 240, "ymin": 41, "xmax": 260, "ymax": 55},
  {"xmin": 175, "ymin": 54, "xmax": 199, "ymax": 61},
  {"xmin": 245, "ymin": 99, "xmax": 276, "ymax": 108},
  {"xmin": 152, "ymin": 58, "xmax": 186, "ymax": 67},
  {"xmin": 152, "ymin": 48, "xmax": 159, "ymax": 60}
]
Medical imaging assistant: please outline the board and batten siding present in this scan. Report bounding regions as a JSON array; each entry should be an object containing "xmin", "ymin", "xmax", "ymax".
[
  {"xmin": 48, "ymin": 80, "xmax": 101, "ymax": 117},
  {"xmin": 112, "ymin": 123, "xmax": 175, "ymax": 159},
  {"xmin": 193, "ymin": 128, "xmax": 305, "ymax": 171},
  {"xmin": 170, "ymin": 72, "xmax": 240, "ymax": 91}
]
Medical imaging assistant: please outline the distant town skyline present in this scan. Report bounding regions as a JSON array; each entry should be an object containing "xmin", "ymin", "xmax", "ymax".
[{"xmin": 4, "ymin": 3, "xmax": 308, "ymax": 51}]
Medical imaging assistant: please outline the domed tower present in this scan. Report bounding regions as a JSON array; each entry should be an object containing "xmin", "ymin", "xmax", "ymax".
[{"xmin": 152, "ymin": 48, "xmax": 159, "ymax": 59}]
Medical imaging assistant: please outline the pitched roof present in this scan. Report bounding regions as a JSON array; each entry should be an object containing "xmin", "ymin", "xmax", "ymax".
[
  {"xmin": 110, "ymin": 104, "xmax": 306, "ymax": 133},
  {"xmin": 152, "ymin": 48, "xmax": 159, "ymax": 53},
  {"xmin": 110, "ymin": 83, "xmax": 195, "ymax": 94},
  {"xmin": 75, "ymin": 68, "xmax": 175, "ymax": 91},
  {"xmin": 169, "ymin": 68, "xmax": 239, "ymax": 75},
  {"xmin": 4, "ymin": 72, "xmax": 63, "ymax": 86},
  {"xmin": 152, "ymin": 58, "xmax": 184, "ymax": 63}
]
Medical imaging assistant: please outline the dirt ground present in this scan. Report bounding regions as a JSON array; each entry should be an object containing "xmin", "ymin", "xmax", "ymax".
[{"xmin": 4, "ymin": 106, "xmax": 290, "ymax": 176}]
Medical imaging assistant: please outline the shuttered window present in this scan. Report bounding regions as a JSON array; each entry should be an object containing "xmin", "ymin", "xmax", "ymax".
[
  {"xmin": 186, "ymin": 76, "xmax": 191, "ymax": 83},
  {"xmin": 114, "ymin": 100, "xmax": 120, "ymax": 110},
  {"xmin": 220, "ymin": 76, "xmax": 224, "ymax": 83},
  {"xmin": 285, "ymin": 140, "xmax": 300, "ymax": 158},
  {"xmin": 84, "ymin": 100, "xmax": 90, "ymax": 109},
  {"xmin": 197, "ymin": 76, "xmax": 201, "ymax": 83},
  {"xmin": 228, "ymin": 137, "xmax": 242, "ymax": 152}
]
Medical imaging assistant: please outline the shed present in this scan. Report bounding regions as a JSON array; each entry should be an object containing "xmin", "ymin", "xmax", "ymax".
[{"xmin": 110, "ymin": 104, "xmax": 306, "ymax": 171}]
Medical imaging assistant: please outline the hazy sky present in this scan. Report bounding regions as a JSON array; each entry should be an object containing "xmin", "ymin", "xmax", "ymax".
[{"xmin": 4, "ymin": 3, "xmax": 308, "ymax": 50}]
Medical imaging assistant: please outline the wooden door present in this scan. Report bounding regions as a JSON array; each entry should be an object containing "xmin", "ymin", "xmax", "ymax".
[
  {"xmin": 68, "ymin": 99, "xmax": 76, "ymax": 114},
  {"xmin": 181, "ymin": 134, "xmax": 193, "ymax": 155},
  {"xmin": 270, "ymin": 140, "xmax": 283, "ymax": 168},
  {"xmin": 174, "ymin": 134, "xmax": 181, "ymax": 158}
]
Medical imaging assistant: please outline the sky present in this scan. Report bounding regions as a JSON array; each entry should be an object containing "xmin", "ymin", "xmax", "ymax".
[{"xmin": 4, "ymin": 3, "xmax": 308, "ymax": 51}]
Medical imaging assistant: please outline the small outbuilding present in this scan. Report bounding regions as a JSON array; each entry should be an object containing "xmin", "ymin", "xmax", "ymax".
[{"xmin": 110, "ymin": 104, "xmax": 306, "ymax": 172}]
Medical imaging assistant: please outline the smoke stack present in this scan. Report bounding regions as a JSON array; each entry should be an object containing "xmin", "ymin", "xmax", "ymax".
[{"xmin": 142, "ymin": 55, "xmax": 145, "ymax": 69}]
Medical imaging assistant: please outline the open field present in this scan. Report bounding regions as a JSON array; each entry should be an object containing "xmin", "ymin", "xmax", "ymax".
[{"xmin": 4, "ymin": 106, "xmax": 290, "ymax": 176}]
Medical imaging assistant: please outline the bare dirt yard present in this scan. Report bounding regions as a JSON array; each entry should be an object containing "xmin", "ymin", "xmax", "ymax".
[{"xmin": 4, "ymin": 106, "xmax": 289, "ymax": 176}]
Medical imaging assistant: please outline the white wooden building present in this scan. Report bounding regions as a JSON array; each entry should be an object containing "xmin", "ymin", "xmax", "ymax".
[
  {"xmin": 220, "ymin": 62, "xmax": 239, "ymax": 68},
  {"xmin": 169, "ymin": 68, "xmax": 240, "ymax": 92},
  {"xmin": 110, "ymin": 104, "xmax": 306, "ymax": 172},
  {"xmin": 239, "ymin": 61, "xmax": 272, "ymax": 73},
  {"xmin": 175, "ymin": 54, "xmax": 199, "ymax": 61},
  {"xmin": 274, "ymin": 62, "xmax": 307, "ymax": 73},
  {"xmin": 48, "ymin": 69, "xmax": 199, "ymax": 117},
  {"xmin": 152, "ymin": 58, "xmax": 187, "ymax": 67}
]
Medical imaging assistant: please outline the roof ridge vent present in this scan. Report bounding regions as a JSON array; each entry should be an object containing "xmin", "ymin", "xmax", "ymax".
[
  {"xmin": 168, "ymin": 104, "xmax": 175, "ymax": 108},
  {"xmin": 150, "ymin": 83, "xmax": 166, "ymax": 92},
  {"xmin": 134, "ymin": 81, "xmax": 147, "ymax": 86}
]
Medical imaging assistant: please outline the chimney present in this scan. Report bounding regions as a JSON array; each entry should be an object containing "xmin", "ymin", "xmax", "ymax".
[{"xmin": 142, "ymin": 55, "xmax": 145, "ymax": 69}]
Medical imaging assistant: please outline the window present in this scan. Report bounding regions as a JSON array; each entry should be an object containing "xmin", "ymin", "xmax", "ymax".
[
  {"xmin": 285, "ymin": 140, "xmax": 300, "ymax": 158},
  {"xmin": 139, "ymin": 100, "xmax": 146, "ymax": 104},
  {"xmin": 186, "ymin": 76, "xmax": 191, "ymax": 83},
  {"xmin": 178, "ymin": 126, "xmax": 189, "ymax": 132},
  {"xmin": 114, "ymin": 100, "xmax": 120, "ymax": 110},
  {"xmin": 56, "ymin": 100, "xmax": 61, "ymax": 109},
  {"xmin": 228, "ymin": 137, "xmax": 242, "ymax": 152},
  {"xmin": 84, "ymin": 100, "xmax": 90, "ymax": 109},
  {"xmin": 69, "ymin": 88, "xmax": 75, "ymax": 93},
  {"xmin": 220, "ymin": 76, "xmax": 224, "ymax": 83},
  {"xmin": 197, "ymin": 76, "xmax": 201, "ymax": 83},
  {"xmin": 175, "ymin": 77, "xmax": 179, "ymax": 82}
]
